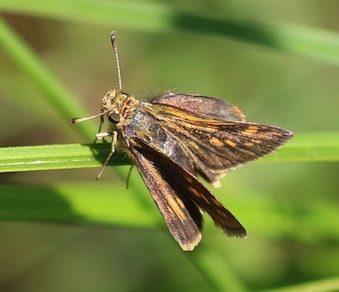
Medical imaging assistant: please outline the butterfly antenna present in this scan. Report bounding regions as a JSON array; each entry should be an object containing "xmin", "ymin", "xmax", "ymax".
[
  {"xmin": 110, "ymin": 31, "xmax": 122, "ymax": 91},
  {"xmin": 70, "ymin": 112, "xmax": 103, "ymax": 125}
]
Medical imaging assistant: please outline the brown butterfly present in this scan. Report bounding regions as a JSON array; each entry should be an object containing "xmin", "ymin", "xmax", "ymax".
[{"xmin": 71, "ymin": 32, "xmax": 293, "ymax": 251}]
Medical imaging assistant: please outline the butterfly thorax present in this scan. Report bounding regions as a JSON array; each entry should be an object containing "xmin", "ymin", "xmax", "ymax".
[{"xmin": 101, "ymin": 89, "xmax": 139, "ymax": 124}]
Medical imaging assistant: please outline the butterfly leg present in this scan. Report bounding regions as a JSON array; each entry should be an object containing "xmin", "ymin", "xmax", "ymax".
[{"xmin": 96, "ymin": 131, "xmax": 118, "ymax": 179}]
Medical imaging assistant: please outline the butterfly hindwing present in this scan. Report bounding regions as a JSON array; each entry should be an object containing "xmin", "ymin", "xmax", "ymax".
[
  {"xmin": 130, "ymin": 138, "xmax": 247, "ymax": 250},
  {"xmin": 152, "ymin": 92, "xmax": 245, "ymax": 122},
  {"xmin": 130, "ymin": 146, "xmax": 202, "ymax": 251}
]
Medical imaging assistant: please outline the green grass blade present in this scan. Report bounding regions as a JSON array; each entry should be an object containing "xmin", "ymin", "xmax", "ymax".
[
  {"xmin": 0, "ymin": 144, "xmax": 130, "ymax": 173},
  {"xmin": 267, "ymin": 277, "xmax": 339, "ymax": 292},
  {"xmin": 0, "ymin": 184, "xmax": 158, "ymax": 227},
  {"xmin": 0, "ymin": 0, "xmax": 339, "ymax": 65},
  {"xmin": 0, "ymin": 17, "xmax": 95, "ymax": 138},
  {"xmin": 1, "ymin": 133, "xmax": 338, "ymax": 173},
  {"xmin": 1, "ymin": 184, "xmax": 338, "ymax": 241},
  {"xmin": 263, "ymin": 132, "xmax": 339, "ymax": 162}
]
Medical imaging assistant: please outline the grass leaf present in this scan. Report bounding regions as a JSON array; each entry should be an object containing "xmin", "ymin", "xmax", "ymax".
[
  {"xmin": 0, "ymin": 0, "xmax": 339, "ymax": 65},
  {"xmin": 1, "ymin": 132, "xmax": 339, "ymax": 173}
]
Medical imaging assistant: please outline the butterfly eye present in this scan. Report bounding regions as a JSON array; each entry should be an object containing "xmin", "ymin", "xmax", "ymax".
[{"xmin": 109, "ymin": 113, "xmax": 120, "ymax": 123}]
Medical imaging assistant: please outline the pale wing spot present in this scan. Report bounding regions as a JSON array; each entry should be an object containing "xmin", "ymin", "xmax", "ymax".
[
  {"xmin": 244, "ymin": 142, "xmax": 254, "ymax": 147},
  {"xmin": 244, "ymin": 140, "xmax": 261, "ymax": 146},
  {"xmin": 167, "ymin": 196, "xmax": 187, "ymax": 223},
  {"xmin": 209, "ymin": 137, "xmax": 224, "ymax": 148},
  {"xmin": 188, "ymin": 140, "xmax": 200, "ymax": 150},
  {"xmin": 189, "ymin": 186, "xmax": 211, "ymax": 204},
  {"xmin": 176, "ymin": 196, "xmax": 186, "ymax": 209},
  {"xmin": 242, "ymin": 125, "xmax": 259, "ymax": 135},
  {"xmin": 224, "ymin": 139, "xmax": 237, "ymax": 148}
]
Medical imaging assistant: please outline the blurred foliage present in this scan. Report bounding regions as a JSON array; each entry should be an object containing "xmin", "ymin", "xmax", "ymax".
[{"xmin": 0, "ymin": 1, "xmax": 339, "ymax": 291}]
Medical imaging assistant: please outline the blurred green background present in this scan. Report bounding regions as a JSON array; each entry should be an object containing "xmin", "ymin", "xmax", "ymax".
[{"xmin": 0, "ymin": 1, "xmax": 339, "ymax": 291}]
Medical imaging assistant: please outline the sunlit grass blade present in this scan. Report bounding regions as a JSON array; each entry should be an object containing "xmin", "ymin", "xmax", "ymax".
[
  {"xmin": 0, "ymin": 144, "xmax": 130, "ymax": 173},
  {"xmin": 267, "ymin": 276, "xmax": 339, "ymax": 292},
  {"xmin": 1, "ymin": 133, "xmax": 339, "ymax": 173}
]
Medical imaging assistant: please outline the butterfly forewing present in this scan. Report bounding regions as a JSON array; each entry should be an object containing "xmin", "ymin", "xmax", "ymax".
[{"xmin": 146, "ymin": 102, "xmax": 292, "ymax": 184}]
